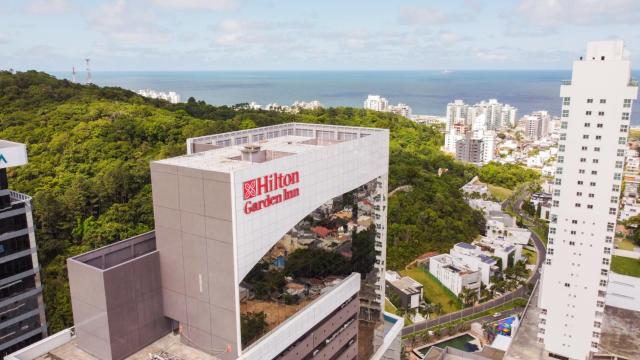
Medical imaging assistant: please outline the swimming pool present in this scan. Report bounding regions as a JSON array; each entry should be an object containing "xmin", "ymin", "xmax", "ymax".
[{"xmin": 415, "ymin": 333, "xmax": 481, "ymax": 356}]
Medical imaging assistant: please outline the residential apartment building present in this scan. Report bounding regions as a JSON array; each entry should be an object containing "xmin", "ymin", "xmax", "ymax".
[
  {"xmin": 538, "ymin": 40, "xmax": 638, "ymax": 360},
  {"xmin": 445, "ymin": 99, "xmax": 471, "ymax": 130},
  {"xmin": 0, "ymin": 141, "xmax": 47, "ymax": 357},
  {"xmin": 364, "ymin": 95, "xmax": 389, "ymax": 112},
  {"xmin": 455, "ymin": 130, "xmax": 496, "ymax": 166}
]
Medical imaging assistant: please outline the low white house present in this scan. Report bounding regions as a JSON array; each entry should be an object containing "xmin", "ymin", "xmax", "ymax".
[
  {"xmin": 449, "ymin": 242, "xmax": 497, "ymax": 285},
  {"xmin": 429, "ymin": 254, "xmax": 481, "ymax": 296}
]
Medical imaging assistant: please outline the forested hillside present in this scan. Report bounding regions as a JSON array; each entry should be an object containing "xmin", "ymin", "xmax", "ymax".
[{"xmin": 0, "ymin": 71, "xmax": 487, "ymax": 332}]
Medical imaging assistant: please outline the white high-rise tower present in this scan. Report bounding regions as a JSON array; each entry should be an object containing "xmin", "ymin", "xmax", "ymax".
[{"xmin": 538, "ymin": 40, "xmax": 638, "ymax": 360}]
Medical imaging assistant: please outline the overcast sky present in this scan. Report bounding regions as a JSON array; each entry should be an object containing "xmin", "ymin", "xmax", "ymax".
[{"xmin": 2, "ymin": 0, "xmax": 640, "ymax": 71}]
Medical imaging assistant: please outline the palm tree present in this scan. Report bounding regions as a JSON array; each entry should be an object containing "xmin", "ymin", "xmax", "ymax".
[
  {"xmin": 458, "ymin": 287, "xmax": 477, "ymax": 307},
  {"xmin": 433, "ymin": 303, "xmax": 443, "ymax": 316},
  {"xmin": 480, "ymin": 283, "xmax": 492, "ymax": 302}
]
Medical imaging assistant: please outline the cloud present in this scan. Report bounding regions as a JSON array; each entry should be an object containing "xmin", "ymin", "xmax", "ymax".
[
  {"xmin": 0, "ymin": 33, "xmax": 9, "ymax": 45},
  {"xmin": 91, "ymin": 0, "xmax": 172, "ymax": 44},
  {"xmin": 26, "ymin": 0, "xmax": 72, "ymax": 14},
  {"xmin": 212, "ymin": 19, "xmax": 271, "ymax": 46},
  {"xmin": 438, "ymin": 31, "xmax": 471, "ymax": 45},
  {"xmin": 398, "ymin": 6, "xmax": 452, "ymax": 25},
  {"xmin": 149, "ymin": 0, "xmax": 235, "ymax": 10},
  {"xmin": 514, "ymin": 0, "xmax": 640, "ymax": 27}
]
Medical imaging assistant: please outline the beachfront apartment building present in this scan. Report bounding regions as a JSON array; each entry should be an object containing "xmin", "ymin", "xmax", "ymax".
[
  {"xmin": 538, "ymin": 40, "xmax": 638, "ymax": 360},
  {"xmin": 429, "ymin": 254, "xmax": 481, "ymax": 296},
  {"xmin": 6, "ymin": 123, "xmax": 404, "ymax": 360},
  {"xmin": 363, "ymin": 95, "xmax": 389, "ymax": 112},
  {"xmin": 0, "ymin": 141, "xmax": 47, "ymax": 358}
]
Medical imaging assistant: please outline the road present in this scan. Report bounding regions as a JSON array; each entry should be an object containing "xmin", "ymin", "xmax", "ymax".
[{"xmin": 400, "ymin": 185, "xmax": 546, "ymax": 336}]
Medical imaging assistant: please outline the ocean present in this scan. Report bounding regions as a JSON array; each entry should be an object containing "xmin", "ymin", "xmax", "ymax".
[{"xmin": 51, "ymin": 70, "xmax": 640, "ymax": 122}]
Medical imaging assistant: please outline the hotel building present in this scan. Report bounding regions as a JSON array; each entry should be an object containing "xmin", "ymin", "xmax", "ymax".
[
  {"xmin": 538, "ymin": 40, "xmax": 638, "ymax": 359},
  {"xmin": 6, "ymin": 123, "xmax": 403, "ymax": 360},
  {"xmin": 0, "ymin": 141, "xmax": 48, "ymax": 357}
]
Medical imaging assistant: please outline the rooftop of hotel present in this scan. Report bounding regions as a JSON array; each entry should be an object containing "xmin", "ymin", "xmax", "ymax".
[
  {"xmin": 154, "ymin": 122, "xmax": 387, "ymax": 173},
  {"xmin": 30, "ymin": 332, "xmax": 219, "ymax": 360}
]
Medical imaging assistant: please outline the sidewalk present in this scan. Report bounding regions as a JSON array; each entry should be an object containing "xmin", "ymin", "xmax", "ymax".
[{"xmin": 613, "ymin": 248, "xmax": 640, "ymax": 259}]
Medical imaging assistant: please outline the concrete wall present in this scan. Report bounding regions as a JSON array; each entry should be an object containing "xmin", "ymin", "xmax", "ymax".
[
  {"xmin": 606, "ymin": 272, "xmax": 640, "ymax": 312},
  {"xmin": 67, "ymin": 233, "xmax": 170, "ymax": 360},
  {"xmin": 150, "ymin": 162, "xmax": 239, "ymax": 359}
]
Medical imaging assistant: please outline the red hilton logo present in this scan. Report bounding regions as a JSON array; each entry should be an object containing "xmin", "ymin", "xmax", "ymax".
[{"xmin": 243, "ymin": 171, "xmax": 300, "ymax": 214}]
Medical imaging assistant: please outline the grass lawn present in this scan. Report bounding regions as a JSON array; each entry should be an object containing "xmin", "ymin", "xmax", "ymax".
[
  {"xmin": 487, "ymin": 184, "xmax": 514, "ymax": 202},
  {"xmin": 385, "ymin": 298, "xmax": 398, "ymax": 314},
  {"xmin": 611, "ymin": 255, "xmax": 640, "ymax": 277},
  {"xmin": 616, "ymin": 238, "xmax": 636, "ymax": 251},
  {"xmin": 522, "ymin": 248, "xmax": 537, "ymax": 265},
  {"xmin": 400, "ymin": 267, "xmax": 462, "ymax": 314}
]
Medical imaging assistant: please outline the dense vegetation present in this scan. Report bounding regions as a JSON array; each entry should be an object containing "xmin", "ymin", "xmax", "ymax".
[
  {"xmin": 477, "ymin": 162, "xmax": 540, "ymax": 189},
  {"xmin": 0, "ymin": 71, "xmax": 531, "ymax": 333}
]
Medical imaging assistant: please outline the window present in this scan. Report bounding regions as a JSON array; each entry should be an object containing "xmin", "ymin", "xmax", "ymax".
[
  {"xmin": 562, "ymin": 109, "xmax": 569, "ymax": 118},
  {"xmin": 549, "ymin": 248, "xmax": 555, "ymax": 255},
  {"xmin": 613, "ymin": 185, "xmax": 620, "ymax": 192},
  {"xmin": 605, "ymin": 236, "xmax": 613, "ymax": 243},
  {"xmin": 617, "ymin": 149, "xmax": 625, "ymax": 156},
  {"xmin": 557, "ymin": 167, "xmax": 563, "ymax": 174},
  {"xmin": 614, "ymin": 173, "xmax": 622, "ymax": 180},
  {"xmin": 607, "ymin": 222, "xmax": 615, "ymax": 232},
  {"xmin": 615, "ymin": 161, "xmax": 623, "ymax": 168},
  {"xmin": 555, "ymin": 178, "xmax": 562, "ymax": 185},
  {"xmin": 601, "ymin": 269, "xmax": 608, "ymax": 276},
  {"xmin": 593, "ymin": 159, "xmax": 599, "ymax": 164},
  {"xmin": 577, "ymin": 180, "xmax": 584, "ymax": 185},
  {"xmin": 609, "ymin": 208, "xmax": 616, "ymax": 215},
  {"xmin": 602, "ymin": 258, "xmax": 610, "ymax": 265},
  {"xmin": 560, "ymin": 133, "xmax": 567, "ymax": 140},
  {"xmin": 591, "ymin": 342, "xmax": 599, "ymax": 348},
  {"xmin": 594, "ymin": 147, "xmax": 600, "ymax": 152},
  {"xmin": 604, "ymin": 247, "xmax": 611, "ymax": 254},
  {"xmin": 570, "ymin": 231, "xmax": 576, "ymax": 235},
  {"xmin": 558, "ymin": 156, "xmax": 564, "ymax": 163},
  {"xmin": 569, "ymin": 240, "xmax": 575, "ymax": 245},
  {"xmin": 576, "ymin": 192, "xmax": 582, "ymax": 196},
  {"xmin": 600, "ymin": 280, "xmax": 608, "ymax": 287},
  {"xmin": 593, "ymin": 331, "xmax": 601, "ymax": 339},
  {"xmin": 583, "ymin": 134, "xmax": 589, "ymax": 139},
  {"xmin": 619, "ymin": 137, "xmax": 627, "ymax": 145},
  {"xmin": 546, "ymin": 258, "xmax": 552, "ymax": 265},
  {"xmin": 621, "ymin": 125, "xmax": 628, "ymax": 132},
  {"xmin": 595, "ymin": 135, "xmax": 602, "ymax": 140},
  {"xmin": 554, "ymin": 189, "xmax": 561, "ymax": 196},
  {"xmin": 553, "ymin": 200, "xmax": 559, "ymax": 207},
  {"xmin": 550, "ymin": 227, "xmax": 556, "ymax": 234},
  {"xmin": 599, "ymin": 99, "xmax": 606, "ymax": 104},
  {"xmin": 584, "ymin": 122, "xmax": 591, "ymax": 127},
  {"xmin": 594, "ymin": 321, "xmax": 601, "ymax": 329},
  {"xmin": 611, "ymin": 196, "xmax": 618, "ymax": 203},
  {"xmin": 572, "ymin": 219, "xmax": 578, "ymax": 224},
  {"xmin": 580, "ymin": 158, "xmax": 586, "ymax": 163},
  {"xmin": 561, "ymin": 121, "xmax": 568, "ymax": 129},
  {"xmin": 581, "ymin": 146, "xmax": 588, "ymax": 151},
  {"xmin": 597, "ymin": 123, "xmax": 603, "ymax": 128},
  {"xmin": 579, "ymin": 169, "xmax": 585, "ymax": 174},
  {"xmin": 564, "ymin": 282, "xmax": 570, "ymax": 288},
  {"xmin": 559, "ymin": 145, "xmax": 566, "ymax": 152},
  {"xmin": 588, "ymin": 204, "xmax": 594, "ymax": 209},
  {"xmin": 587, "ymin": 98, "xmax": 594, "ymax": 103},
  {"xmin": 588, "ymin": 193, "xmax": 594, "ymax": 198},
  {"xmin": 590, "ymin": 182, "xmax": 596, "ymax": 186},
  {"xmin": 586, "ymin": 110, "xmax": 592, "ymax": 116},
  {"xmin": 575, "ymin": 203, "xmax": 581, "ymax": 208},
  {"xmin": 623, "ymin": 99, "xmax": 632, "ymax": 108},
  {"xmin": 591, "ymin": 170, "xmax": 598, "ymax": 175},
  {"xmin": 622, "ymin": 112, "xmax": 630, "ymax": 121},
  {"xmin": 563, "ymin": 97, "xmax": 571, "ymax": 106},
  {"xmin": 598, "ymin": 111, "xmax": 605, "ymax": 116}
]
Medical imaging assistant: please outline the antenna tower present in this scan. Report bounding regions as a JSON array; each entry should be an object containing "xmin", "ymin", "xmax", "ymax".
[{"xmin": 85, "ymin": 58, "xmax": 92, "ymax": 84}]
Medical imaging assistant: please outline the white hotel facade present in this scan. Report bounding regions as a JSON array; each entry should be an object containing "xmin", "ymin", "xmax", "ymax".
[
  {"xmin": 538, "ymin": 40, "xmax": 638, "ymax": 360},
  {"xmin": 7, "ymin": 123, "xmax": 403, "ymax": 360}
]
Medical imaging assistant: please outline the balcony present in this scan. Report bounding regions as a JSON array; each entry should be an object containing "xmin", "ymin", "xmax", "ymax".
[{"xmin": 561, "ymin": 80, "xmax": 572, "ymax": 85}]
